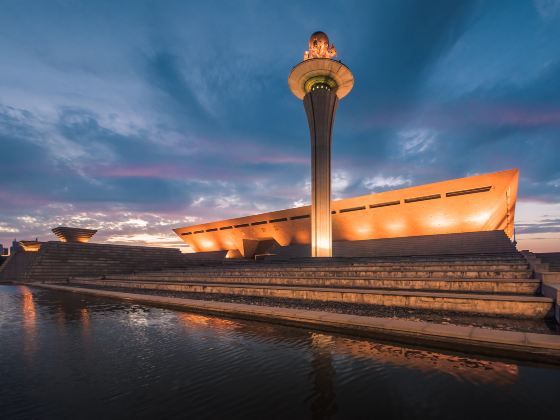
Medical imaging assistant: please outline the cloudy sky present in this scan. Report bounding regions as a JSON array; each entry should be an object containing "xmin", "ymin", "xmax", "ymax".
[{"xmin": 1, "ymin": 0, "xmax": 559, "ymax": 252}]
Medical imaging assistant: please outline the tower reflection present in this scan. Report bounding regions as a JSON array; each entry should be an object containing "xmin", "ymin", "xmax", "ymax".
[{"xmin": 309, "ymin": 333, "xmax": 338, "ymax": 419}]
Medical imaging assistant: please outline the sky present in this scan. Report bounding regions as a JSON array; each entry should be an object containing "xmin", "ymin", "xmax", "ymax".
[{"xmin": 1, "ymin": 0, "xmax": 560, "ymax": 252}]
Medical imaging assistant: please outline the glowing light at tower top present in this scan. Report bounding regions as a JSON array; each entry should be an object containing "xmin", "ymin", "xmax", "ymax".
[{"xmin": 304, "ymin": 31, "xmax": 337, "ymax": 60}]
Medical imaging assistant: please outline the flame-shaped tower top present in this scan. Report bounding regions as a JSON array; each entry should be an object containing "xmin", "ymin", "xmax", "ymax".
[
  {"xmin": 289, "ymin": 32, "xmax": 353, "ymax": 100},
  {"xmin": 304, "ymin": 31, "xmax": 337, "ymax": 60}
]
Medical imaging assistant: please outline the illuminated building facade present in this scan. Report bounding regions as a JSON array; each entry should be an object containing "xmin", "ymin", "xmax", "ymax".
[
  {"xmin": 19, "ymin": 239, "xmax": 42, "ymax": 252},
  {"xmin": 288, "ymin": 32, "xmax": 354, "ymax": 257},
  {"xmin": 174, "ymin": 169, "xmax": 518, "ymax": 259},
  {"xmin": 51, "ymin": 227, "xmax": 98, "ymax": 243}
]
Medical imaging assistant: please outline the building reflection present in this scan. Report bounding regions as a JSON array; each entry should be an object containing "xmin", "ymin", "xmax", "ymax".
[
  {"xmin": 322, "ymin": 333, "xmax": 518, "ymax": 386},
  {"xmin": 23, "ymin": 289, "xmax": 520, "ymax": 391},
  {"xmin": 177, "ymin": 312, "xmax": 239, "ymax": 331},
  {"xmin": 80, "ymin": 308, "xmax": 90, "ymax": 328},
  {"xmin": 56, "ymin": 308, "xmax": 66, "ymax": 329},
  {"xmin": 126, "ymin": 307, "xmax": 150, "ymax": 327},
  {"xmin": 304, "ymin": 331, "xmax": 518, "ymax": 418},
  {"xmin": 19, "ymin": 286, "xmax": 38, "ymax": 360},
  {"xmin": 175, "ymin": 310, "xmax": 518, "ymax": 388},
  {"xmin": 80, "ymin": 308, "xmax": 91, "ymax": 340}
]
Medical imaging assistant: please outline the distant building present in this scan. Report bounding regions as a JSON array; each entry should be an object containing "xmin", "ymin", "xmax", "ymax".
[
  {"xmin": 10, "ymin": 239, "xmax": 22, "ymax": 255},
  {"xmin": 52, "ymin": 227, "xmax": 97, "ymax": 243},
  {"xmin": 19, "ymin": 238, "xmax": 42, "ymax": 252}
]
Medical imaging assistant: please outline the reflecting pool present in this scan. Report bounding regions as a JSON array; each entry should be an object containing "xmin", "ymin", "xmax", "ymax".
[{"xmin": 0, "ymin": 285, "xmax": 558, "ymax": 419}]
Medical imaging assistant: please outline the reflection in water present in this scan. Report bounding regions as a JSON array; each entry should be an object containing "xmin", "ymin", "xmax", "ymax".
[
  {"xmin": 80, "ymin": 308, "xmax": 91, "ymax": 342},
  {"xmin": 1, "ymin": 285, "xmax": 559, "ymax": 420},
  {"xmin": 80, "ymin": 308, "xmax": 90, "ymax": 329},
  {"xmin": 126, "ymin": 306, "xmax": 150, "ymax": 327},
  {"xmin": 330, "ymin": 338, "xmax": 519, "ymax": 386},
  {"xmin": 177, "ymin": 312, "xmax": 238, "ymax": 330},
  {"xmin": 56, "ymin": 308, "xmax": 66, "ymax": 329},
  {"xmin": 20, "ymin": 286, "xmax": 36, "ymax": 325},
  {"xmin": 309, "ymin": 333, "xmax": 337, "ymax": 419},
  {"xmin": 306, "ymin": 331, "xmax": 519, "ymax": 419},
  {"xmin": 19, "ymin": 286, "xmax": 37, "ymax": 360}
]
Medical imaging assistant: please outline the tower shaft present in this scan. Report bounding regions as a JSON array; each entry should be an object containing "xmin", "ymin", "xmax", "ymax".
[{"xmin": 304, "ymin": 87, "xmax": 339, "ymax": 257}]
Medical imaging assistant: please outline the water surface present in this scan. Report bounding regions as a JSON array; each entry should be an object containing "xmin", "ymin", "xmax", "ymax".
[{"xmin": 1, "ymin": 285, "xmax": 558, "ymax": 419}]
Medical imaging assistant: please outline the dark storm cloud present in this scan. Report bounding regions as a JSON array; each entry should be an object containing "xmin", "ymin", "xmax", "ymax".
[{"xmin": 0, "ymin": 0, "xmax": 559, "ymax": 247}]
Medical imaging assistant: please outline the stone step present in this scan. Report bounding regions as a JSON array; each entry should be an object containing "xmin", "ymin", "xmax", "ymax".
[
  {"xmin": 15, "ymin": 241, "xmax": 226, "ymax": 282},
  {"xmin": 272, "ymin": 254, "xmax": 524, "ymax": 261},
  {"xmin": 123, "ymin": 269, "xmax": 532, "ymax": 280},
  {"xmin": 136, "ymin": 258, "xmax": 529, "ymax": 270},
  {"xmin": 170, "ymin": 264, "xmax": 531, "ymax": 272},
  {"xmin": 69, "ymin": 279, "xmax": 553, "ymax": 319},
  {"xmin": 91, "ymin": 275, "xmax": 541, "ymax": 294},
  {"xmin": 273, "ymin": 254, "xmax": 524, "ymax": 259},
  {"xmin": 135, "ymin": 265, "xmax": 530, "ymax": 276},
  {"xmin": 266, "ymin": 254, "xmax": 526, "ymax": 263},
  {"xmin": 133, "ymin": 259, "xmax": 531, "ymax": 269},
  {"xmin": 151, "ymin": 262, "xmax": 530, "ymax": 271}
]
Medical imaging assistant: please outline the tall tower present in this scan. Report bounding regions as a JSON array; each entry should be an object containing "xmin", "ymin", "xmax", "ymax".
[{"xmin": 288, "ymin": 32, "xmax": 354, "ymax": 257}]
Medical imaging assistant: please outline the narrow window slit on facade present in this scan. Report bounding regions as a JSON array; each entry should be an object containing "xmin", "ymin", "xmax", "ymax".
[
  {"xmin": 370, "ymin": 200, "xmax": 400, "ymax": 209},
  {"xmin": 339, "ymin": 206, "xmax": 366, "ymax": 213},
  {"xmin": 234, "ymin": 223, "xmax": 249, "ymax": 228},
  {"xmin": 446, "ymin": 186, "xmax": 492, "ymax": 197},
  {"xmin": 251, "ymin": 221, "xmax": 267, "ymax": 226},
  {"xmin": 269, "ymin": 218, "xmax": 288, "ymax": 223},
  {"xmin": 193, "ymin": 230, "xmax": 204, "ymax": 234},
  {"xmin": 404, "ymin": 194, "xmax": 441, "ymax": 203},
  {"xmin": 290, "ymin": 214, "xmax": 310, "ymax": 220},
  {"xmin": 219, "ymin": 226, "xmax": 233, "ymax": 230},
  {"xmin": 181, "ymin": 232, "xmax": 192, "ymax": 236},
  {"xmin": 205, "ymin": 228, "xmax": 218, "ymax": 232},
  {"xmin": 331, "ymin": 210, "xmax": 337, "ymax": 214}
]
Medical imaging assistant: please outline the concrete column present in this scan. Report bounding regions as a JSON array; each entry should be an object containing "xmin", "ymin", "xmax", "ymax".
[{"xmin": 303, "ymin": 87, "xmax": 339, "ymax": 257}]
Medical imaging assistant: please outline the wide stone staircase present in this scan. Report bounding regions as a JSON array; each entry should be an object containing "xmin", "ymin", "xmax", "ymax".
[
  {"xmin": 68, "ymin": 252, "xmax": 554, "ymax": 319},
  {"xmin": 0, "ymin": 251, "xmax": 39, "ymax": 282},
  {"xmin": 4, "ymin": 241, "xmax": 226, "ymax": 283}
]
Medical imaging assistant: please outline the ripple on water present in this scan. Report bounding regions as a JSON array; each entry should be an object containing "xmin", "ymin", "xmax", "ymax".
[{"xmin": 1, "ymin": 285, "xmax": 559, "ymax": 420}]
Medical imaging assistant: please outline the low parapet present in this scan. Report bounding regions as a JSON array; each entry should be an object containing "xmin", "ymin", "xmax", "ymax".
[{"xmin": 52, "ymin": 227, "xmax": 98, "ymax": 243}]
